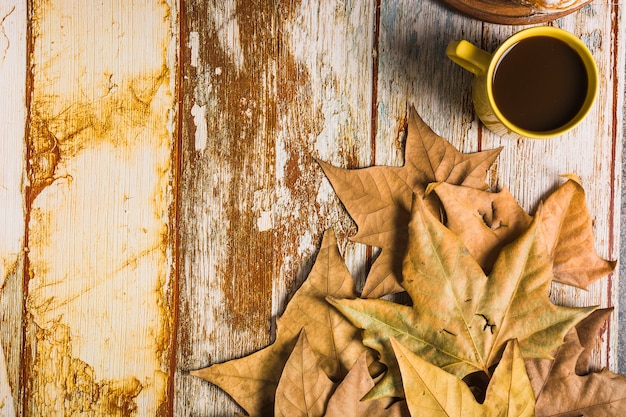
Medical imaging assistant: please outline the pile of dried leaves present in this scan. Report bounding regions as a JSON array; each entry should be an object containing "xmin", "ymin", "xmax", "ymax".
[{"xmin": 191, "ymin": 107, "xmax": 625, "ymax": 416}]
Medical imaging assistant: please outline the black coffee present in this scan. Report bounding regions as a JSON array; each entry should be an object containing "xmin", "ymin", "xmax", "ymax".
[{"xmin": 492, "ymin": 36, "xmax": 588, "ymax": 132}]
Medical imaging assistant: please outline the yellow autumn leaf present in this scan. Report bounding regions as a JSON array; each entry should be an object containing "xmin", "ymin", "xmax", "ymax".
[
  {"xmin": 432, "ymin": 176, "xmax": 615, "ymax": 289},
  {"xmin": 329, "ymin": 195, "xmax": 595, "ymax": 399},
  {"xmin": 391, "ymin": 337, "xmax": 535, "ymax": 417}
]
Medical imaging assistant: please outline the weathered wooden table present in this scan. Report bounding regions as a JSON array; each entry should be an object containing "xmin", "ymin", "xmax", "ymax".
[{"xmin": 0, "ymin": 0, "xmax": 623, "ymax": 415}]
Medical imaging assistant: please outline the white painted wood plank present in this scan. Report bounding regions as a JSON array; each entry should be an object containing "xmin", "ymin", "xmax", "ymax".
[
  {"xmin": 377, "ymin": 0, "xmax": 621, "ymax": 371},
  {"xmin": 175, "ymin": 1, "xmax": 376, "ymax": 414},
  {"xmin": 177, "ymin": 0, "xmax": 623, "ymax": 413},
  {"xmin": 25, "ymin": 1, "xmax": 177, "ymax": 414},
  {"xmin": 375, "ymin": 0, "xmax": 485, "ymax": 160},
  {"xmin": 0, "ymin": 1, "xmax": 26, "ymax": 415},
  {"xmin": 10, "ymin": 0, "xmax": 620, "ymax": 414},
  {"xmin": 481, "ymin": 3, "xmax": 623, "ymax": 371}
]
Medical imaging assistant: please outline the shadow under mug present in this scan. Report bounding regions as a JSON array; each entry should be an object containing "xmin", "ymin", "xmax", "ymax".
[{"xmin": 446, "ymin": 26, "xmax": 598, "ymax": 140}]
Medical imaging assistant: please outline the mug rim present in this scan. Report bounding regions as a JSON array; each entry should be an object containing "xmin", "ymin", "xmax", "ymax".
[{"xmin": 485, "ymin": 26, "xmax": 598, "ymax": 139}]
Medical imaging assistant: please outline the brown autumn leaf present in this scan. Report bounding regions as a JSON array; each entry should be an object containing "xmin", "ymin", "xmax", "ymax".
[
  {"xmin": 525, "ymin": 308, "xmax": 626, "ymax": 416},
  {"xmin": 190, "ymin": 229, "xmax": 377, "ymax": 416},
  {"xmin": 274, "ymin": 329, "xmax": 334, "ymax": 417},
  {"xmin": 325, "ymin": 353, "xmax": 410, "ymax": 417},
  {"xmin": 429, "ymin": 182, "xmax": 532, "ymax": 273},
  {"xmin": 572, "ymin": 307, "xmax": 612, "ymax": 374},
  {"xmin": 318, "ymin": 106, "xmax": 502, "ymax": 297},
  {"xmin": 541, "ymin": 174, "xmax": 616, "ymax": 288},
  {"xmin": 433, "ymin": 176, "xmax": 615, "ymax": 288},
  {"xmin": 525, "ymin": 308, "xmax": 612, "ymax": 394},
  {"xmin": 328, "ymin": 195, "xmax": 595, "ymax": 399},
  {"xmin": 391, "ymin": 337, "xmax": 535, "ymax": 417}
]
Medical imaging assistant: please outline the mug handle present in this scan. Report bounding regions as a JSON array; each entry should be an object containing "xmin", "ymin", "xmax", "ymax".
[{"xmin": 446, "ymin": 40, "xmax": 492, "ymax": 76}]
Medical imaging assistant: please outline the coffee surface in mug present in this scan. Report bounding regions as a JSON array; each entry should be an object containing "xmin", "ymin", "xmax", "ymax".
[{"xmin": 492, "ymin": 36, "xmax": 588, "ymax": 132}]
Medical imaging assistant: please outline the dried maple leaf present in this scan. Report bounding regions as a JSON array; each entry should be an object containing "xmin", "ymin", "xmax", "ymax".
[
  {"xmin": 190, "ymin": 230, "xmax": 377, "ymax": 416},
  {"xmin": 191, "ymin": 331, "xmax": 295, "ymax": 416},
  {"xmin": 328, "ymin": 195, "xmax": 595, "ymax": 399},
  {"xmin": 541, "ymin": 174, "xmax": 616, "ymax": 289},
  {"xmin": 525, "ymin": 308, "xmax": 626, "ymax": 416},
  {"xmin": 274, "ymin": 330, "xmax": 334, "ymax": 417},
  {"xmin": 429, "ymin": 182, "xmax": 532, "ymax": 273},
  {"xmin": 391, "ymin": 337, "xmax": 535, "ymax": 417},
  {"xmin": 318, "ymin": 106, "xmax": 502, "ymax": 297},
  {"xmin": 433, "ymin": 176, "xmax": 615, "ymax": 288},
  {"xmin": 325, "ymin": 353, "xmax": 410, "ymax": 417}
]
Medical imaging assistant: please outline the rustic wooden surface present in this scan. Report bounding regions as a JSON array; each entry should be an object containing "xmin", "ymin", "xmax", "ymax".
[
  {"xmin": 18, "ymin": 1, "xmax": 177, "ymax": 415},
  {"xmin": 0, "ymin": 2, "xmax": 26, "ymax": 415},
  {"xmin": 0, "ymin": 0, "xmax": 623, "ymax": 415}
]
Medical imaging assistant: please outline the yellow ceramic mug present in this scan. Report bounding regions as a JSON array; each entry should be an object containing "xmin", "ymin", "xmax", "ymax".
[{"xmin": 446, "ymin": 26, "xmax": 597, "ymax": 139}]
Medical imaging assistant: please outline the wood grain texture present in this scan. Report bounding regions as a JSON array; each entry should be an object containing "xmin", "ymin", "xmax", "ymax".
[
  {"xmin": 0, "ymin": 2, "xmax": 26, "ymax": 415},
  {"xmin": 174, "ymin": 0, "xmax": 622, "ymax": 413},
  {"xmin": 377, "ymin": 0, "xmax": 622, "ymax": 370},
  {"xmin": 175, "ymin": 1, "xmax": 375, "ymax": 415},
  {"xmin": 23, "ymin": 1, "xmax": 177, "ymax": 415},
  {"xmin": 481, "ymin": 3, "xmax": 624, "ymax": 371},
  {"xmin": 0, "ymin": 0, "xmax": 621, "ymax": 415}
]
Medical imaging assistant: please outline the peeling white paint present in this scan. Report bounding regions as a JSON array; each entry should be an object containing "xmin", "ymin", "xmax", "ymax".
[
  {"xmin": 252, "ymin": 189, "xmax": 274, "ymax": 232},
  {"xmin": 189, "ymin": 31, "xmax": 199, "ymax": 67},
  {"xmin": 191, "ymin": 103, "xmax": 208, "ymax": 152},
  {"xmin": 298, "ymin": 231, "xmax": 313, "ymax": 256},
  {"xmin": 275, "ymin": 127, "xmax": 289, "ymax": 182},
  {"xmin": 281, "ymin": 1, "xmax": 374, "ymax": 166},
  {"xmin": 272, "ymin": 253, "xmax": 294, "ymax": 316},
  {"xmin": 314, "ymin": 100, "xmax": 349, "ymax": 161},
  {"xmin": 256, "ymin": 211, "xmax": 273, "ymax": 232},
  {"xmin": 208, "ymin": 2, "xmax": 244, "ymax": 72},
  {"xmin": 316, "ymin": 177, "xmax": 334, "ymax": 204}
]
